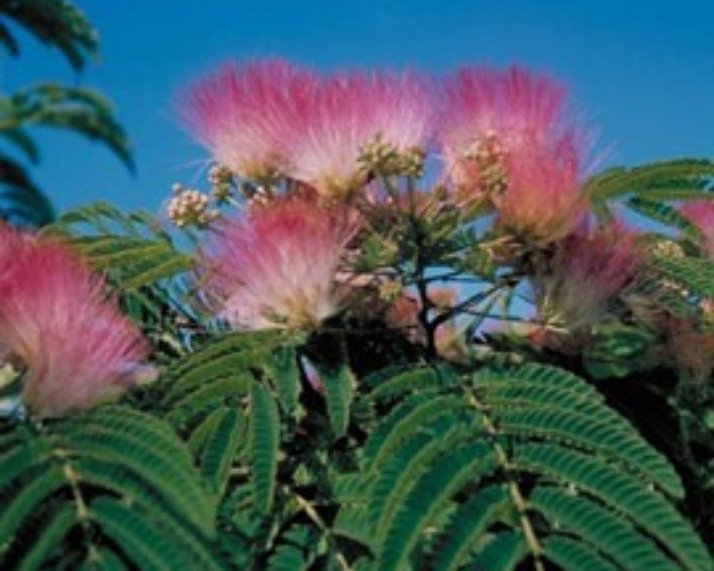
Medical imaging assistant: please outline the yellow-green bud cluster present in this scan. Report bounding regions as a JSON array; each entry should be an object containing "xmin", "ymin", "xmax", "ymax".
[
  {"xmin": 400, "ymin": 147, "xmax": 426, "ymax": 178},
  {"xmin": 239, "ymin": 181, "xmax": 272, "ymax": 205},
  {"xmin": 359, "ymin": 134, "xmax": 425, "ymax": 178},
  {"xmin": 651, "ymin": 239, "xmax": 685, "ymax": 259},
  {"xmin": 208, "ymin": 164, "xmax": 235, "ymax": 203},
  {"xmin": 464, "ymin": 132, "xmax": 508, "ymax": 195},
  {"xmin": 660, "ymin": 279, "xmax": 690, "ymax": 298}
]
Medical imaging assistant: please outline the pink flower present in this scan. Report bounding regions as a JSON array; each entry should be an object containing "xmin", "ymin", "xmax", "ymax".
[
  {"xmin": 0, "ymin": 228, "xmax": 151, "ymax": 418},
  {"xmin": 199, "ymin": 196, "xmax": 356, "ymax": 330},
  {"xmin": 286, "ymin": 70, "xmax": 433, "ymax": 197},
  {"xmin": 438, "ymin": 66, "xmax": 587, "ymax": 240},
  {"xmin": 493, "ymin": 141, "xmax": 584, "ymax": 241},
  {"xmin": 178, "ymin": 60, "xmax": 432, "ymax": 196},
  {"xmin": 299, "ymin": 355, "xmax": 325, "ymax": 394},
  {"xmin": 680, "ymin": 200, "xmax": 714, "ymax": 257},
  {"xmin": 177, "ymin": 59, "xmax": 318, "ymax": 181},
  {"xmin": 535, "ymin": 223, "xmax": 640, "ymax": 332}
]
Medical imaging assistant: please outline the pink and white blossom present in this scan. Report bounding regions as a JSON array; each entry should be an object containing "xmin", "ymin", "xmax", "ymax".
[
  {"xmin": 199, "ymin": 196, "xmax": 356, "ymax": 330},
  {"xmin": 493, "ymin": 141, "xmax": 584, "ymax": 241},
  {"xmin": 179, "ymin": 61, "xmax": 433, "ymax": 197},
  {"xmin": 536, "ymin": 223, "xmax": 640, "ymax": 332},
  {"xmin": 0, "ymin": 228, "xmax": 151, "ymax": 418},
  {"xmin": 178, "ymin": 59, "xmax": 317, "ymax": 181},
  {"xmin": 285, "ymin": 70, "xmax": 433, "ymax": 197},
  {"xmin": 439, "ymin": 66, "xmax": 587, "ymax": 241}
]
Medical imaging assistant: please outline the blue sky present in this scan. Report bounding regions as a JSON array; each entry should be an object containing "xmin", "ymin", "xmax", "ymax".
[{"xmin": 2, "ymin": 0, "xmax": 712, "ymax": 217}]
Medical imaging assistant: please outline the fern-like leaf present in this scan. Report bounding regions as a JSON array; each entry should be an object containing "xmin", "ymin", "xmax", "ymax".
[
  {"xmin": 250, "ymin": 383, "xmax": 280, "ymax": 513},
  {"xmin": 378, "ymin": 442, "xmax": 495, "ymax": 571},
  {"xmin": 198, "ymin": 406, "xmax": 242, "ymax": 496}
]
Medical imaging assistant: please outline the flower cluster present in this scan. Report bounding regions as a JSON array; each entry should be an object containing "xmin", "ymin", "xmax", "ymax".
[
  {"xmin": 179, "ymin": 60, "xmax": 433, "ymax": 198},
  {"xmin": 176, "ymin": 60, "xmax": 582, "ymax": 333},
  {"xmin": 0, "ymin": 227, "xmax": 152, "ymax": 417},
  {"xmin": 174, "ymin": 57, "xmax": 710, "ymax": 369},
  {"xmin": 167, "ymin": 184, "xmax": 219, "ymax": 227},
  {"xmin": 179, "ymin": 61, "xmax": 588, "ymax": 236},
  {"xmin": 439, "ymin": 68, "xmax": 586, "ymax": 240}
]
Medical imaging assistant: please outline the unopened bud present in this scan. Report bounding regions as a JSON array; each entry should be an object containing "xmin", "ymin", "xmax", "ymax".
[
  {"xmin": 463, "ymin": 132, "xmax": 508, "ymax": 195},
  {"xmin": 359, "ymin": 134, "xmax": 401, "ymax": 175},
  {"xmin": 651, "ymin": 240, "xmax": 685, "ymax": 259},
  {"xmin": 660, "ymin": 279, "xmax": 690, "ymax": 298},
  {"xmin": 399, "ymin": 147, "xmax": 426, "ymax": 178},
  {"xmin": 208, "ymin": 163, "xmax": 234, "ymax": 186}
]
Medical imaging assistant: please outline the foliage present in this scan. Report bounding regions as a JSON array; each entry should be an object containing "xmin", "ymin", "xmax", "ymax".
[{"xmin": 0, "ymin": 0, "xmax": 131, "ymax": 227}]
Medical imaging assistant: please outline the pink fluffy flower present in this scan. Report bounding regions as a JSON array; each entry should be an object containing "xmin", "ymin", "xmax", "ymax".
[
  {"xmin": 284, "ymin": 70, "xmax": 433, "ymax": 197},
  {"xmin": 536, "ymin": 223, "xmax": 640, "ymax": 332},
  {"xmin": 494, "ymin": 141, "xmax": 584, "ymax": 241},
  {"xmin": 0, "ymin": 228, "xmax": 151, "ymax": 418},
  {"xmin": 200, "ymin": 196, "xmax": 356, "ymax": 330},
  {"xmin": 439, "ymin": 67, "xmax": 587, "ymax": 241},
  {"xmin": 178, "ymin": 59, "xmax": 317, "ymax": 181},
  {"xmin": 179, "ymin": 61, "xmax": 432, "ymax": 196},
  {"xmin": 680, "ymin": 200, "xmax": 714, "ymax": 257}
]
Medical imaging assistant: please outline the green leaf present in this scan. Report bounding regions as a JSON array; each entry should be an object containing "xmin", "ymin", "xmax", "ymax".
[
  {"xmin": 58, "ymin": 406, "xmax": 216, "ymax": 534},
  {"xmin": 584, "ymin": 323, "xmax": 657, "ymax": 379},
  {"xmin": 3, "ymin": 83, "xmax": 132, "ymax": 170},
  {"xmin": 90, "ymin": 498, "xmax": 191, "ymax": 571},
  {"xmin": 165, "ymin": 374, "xmax": 253, "ymax": 427},
  {"xmin": 530, "ymin": 487, "xmax": 680, "ymax": 571},
  {"xmin": 544, "ymin": 536, "xmax": 620, "ymax": 571},
  {"xmin": 91, "ymin": 549, "xmax": 130, "ymax": 571},
  {"xmin": 0, "ymin": 156, "xmax": 54, "ymax": 226},
  {"xmin": 15, "ymin": 505, "xmax": 76, "ymax": 571},
  {"xmin": 494, "ymin": 407, "xmax": 683, "ymax": 498},
  {"xmin": 250, "ymin": 383, "xmax": 280, "ymax": 513},
  {"xmin": 626, "ymin": 196, "xmax": 701, "ymax": 238},
  {"xmin": 364, "ymin": 365, "xmax": 456, "ymax": 404},
  {"xmin": 467, "ymin": 531, "xmax": 525, "ymax": 571},
  {"xmin": 0, "ymin": 438, "xmax": 49, "ymax": 492},
  {"xmin": 514, "ymin": 443, "xmax": 710, "ymax": 571},
  {"xmin": 265, "ymin": 347, "xmax": 301, "ymax": 417},
  {"xmin": 0, "ymin": 127, "xmax": 39, "ymax": 163},
  {"xmin": 430, "ymin": 485, "xmax": 510, "ymax": 571},
  {"xmin": 166, "ymin": 331, "xmax": 290, "ymax": 381},
  {"xmin": 0, "ymin": 0, "xmax": 98, "ymax": 70},
  {"xmin": 585, "ymin": 159, "xmax": 714, "ymax": 201},
  {"xmin": 378, "ymin": 442, "xmax": 495, "ymax": 571},
  {"xmin": 362, "ymin": 393, "xmax": 467, "ymax": 467},
  {"xmin": 321, "ymin": 364, "xmax": 356, "ymax": 438},
  {"xmin": 165, "ymin": 351, "xmax": 270, "ymax": 403},
  {"xmin": 0, "ymin": 22, "xmax": 18, "ymax": 56},
  {"xmin": 650, "ymin": 255, "xmax": 714, "ymax": 298},
  {"xmin": 199, "ymin": 406, "xmax": 241, "ymax": 496},
  {"xmin": 0, "ymin": 466, "xmax": 65, "ymax": 547},
  {"xmin": 371, "ymin": 415, "xmax": 477, "ymax": 535}
]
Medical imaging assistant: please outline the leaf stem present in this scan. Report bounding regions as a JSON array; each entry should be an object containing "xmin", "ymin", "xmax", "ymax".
[
  {"xmin": 460, "ymin": 383, "xmax": 546, "ymax": 571},
  {"xmin": 293, "ymin": 492, "xmax": 353, "ymax": 571}
]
